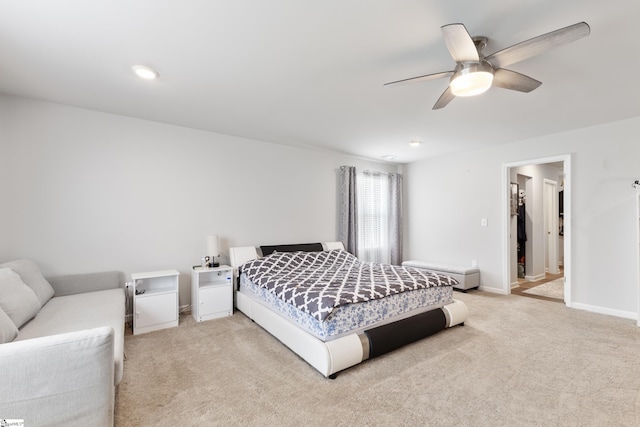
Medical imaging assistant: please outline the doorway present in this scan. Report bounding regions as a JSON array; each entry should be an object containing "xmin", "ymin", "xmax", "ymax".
[{"xmin": 502, "ymin": 155, "xmax": 572, "ymax": 306}]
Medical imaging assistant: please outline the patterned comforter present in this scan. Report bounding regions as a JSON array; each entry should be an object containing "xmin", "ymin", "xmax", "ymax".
[{"xmin": 240, "ymin": 249, "xmax": 458, "ymax": 322}]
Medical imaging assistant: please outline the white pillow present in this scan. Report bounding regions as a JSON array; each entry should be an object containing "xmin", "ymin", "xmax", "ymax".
[
  {"xmin": 0, "ymin": 259, "xmax": 55, "ymax": 306},
  {"xmin": 0, "ymin": 268, "xmax": 41, "ymax": 328},
  {"xmin": 0, "ymin": 306, "xmax": 18, "ymax": 343}
]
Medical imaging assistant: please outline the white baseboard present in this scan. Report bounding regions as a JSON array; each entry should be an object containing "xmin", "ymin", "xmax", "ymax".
[
  {"xmin": 571, "ymin": 302, "xmax": 638, "ymax": 322},
  {"xmin": 479, "ymin": 285, "xmax": 509, "ymax": 295},
  {"xmin": 524, "ymin": 273, "xmax": 546, "ymax": 282},
  {"xmin": 465, "ymin": 286, "xmax": 638, "ymax": 324}
]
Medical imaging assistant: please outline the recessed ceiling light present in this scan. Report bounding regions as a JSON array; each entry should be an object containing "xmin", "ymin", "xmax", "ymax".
[
  {"xmin": 382, "ymin": 155, "xmax": 397, "ymax": 161},
  {"xmin": 132, "ymin": 65, "xmax": 159, "ymax": 80},
  {"xmin": 409, "ymin": 140, "xmax": 422, "ymax": 147}
]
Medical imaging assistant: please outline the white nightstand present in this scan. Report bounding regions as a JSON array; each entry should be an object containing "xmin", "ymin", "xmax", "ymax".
[
  {"xmin": 191, "ymin": 265, "xmax": 233, "ymax": 322},
  {"xmin": 131, "ymin": 269, "xmax": 180, "ymax": 335}
]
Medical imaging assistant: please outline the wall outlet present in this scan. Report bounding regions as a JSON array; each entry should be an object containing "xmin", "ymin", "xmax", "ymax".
[
  {"xmin": 471, "ymin": 260, "xmax": 478, "ymax": 267},
  {"xmin": 481, "ymin": 218, "xmax": 488, "ymax": 227}
]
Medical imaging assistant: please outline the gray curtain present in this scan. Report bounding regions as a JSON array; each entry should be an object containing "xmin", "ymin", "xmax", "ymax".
[
  {"xmin": 338, "ymin": 166, "xmax": 358, "ymax": 255},
  {"xmin": 388, "ymin": 173, "xmax": 403, "ymax": 265}
]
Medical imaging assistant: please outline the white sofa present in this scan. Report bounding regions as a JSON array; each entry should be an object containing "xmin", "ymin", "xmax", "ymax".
[{"xmin": 0, "ymin": 259, "xmax": 125, "ymax": 427}]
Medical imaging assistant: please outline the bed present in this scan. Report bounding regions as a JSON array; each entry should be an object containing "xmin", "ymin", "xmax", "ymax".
[{"xmin": 230, "ymin": 242, "xmax": 468, "ymax": 378}]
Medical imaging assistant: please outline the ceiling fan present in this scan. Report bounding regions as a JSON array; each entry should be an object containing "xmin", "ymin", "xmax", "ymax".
[{"xmin": 384, "ymin": 22, "xmax": 590, "ymax": 109}]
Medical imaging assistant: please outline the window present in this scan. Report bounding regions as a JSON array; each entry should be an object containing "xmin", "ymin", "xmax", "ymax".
[
  {"xmin": 356, "ymin": 170, "xmax": 390, "ymax": 264},
  {"xmin": 339, "ymin": 165, "xmax": 402, "ymax": 265}
]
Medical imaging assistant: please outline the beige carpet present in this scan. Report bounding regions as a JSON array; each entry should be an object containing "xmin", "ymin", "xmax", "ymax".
[
  {"xmin": 115, "ymin": 292, "xmax": 640, "ymax": 426},
  {"xmin": 522, "ymin": 278, "xmax": 564, "ymax": 300}
]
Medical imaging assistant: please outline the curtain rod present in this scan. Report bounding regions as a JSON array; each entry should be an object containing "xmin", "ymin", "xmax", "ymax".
[
  {"xmin": 362, "ymin": 169, "xmax": 397, "ymax": 176},
  {"xmin": 340, "ymin": 165, "xmax": 399, "ymax": 176}
]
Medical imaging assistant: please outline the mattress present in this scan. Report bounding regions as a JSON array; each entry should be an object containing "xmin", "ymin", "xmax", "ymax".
[
  {"xmin": 239, "ymin": 273, "xmax": 453, "ymax": 342},
  {"xmin": 240, "ymin": 249, "xmax": 457, "ymax": 322}
]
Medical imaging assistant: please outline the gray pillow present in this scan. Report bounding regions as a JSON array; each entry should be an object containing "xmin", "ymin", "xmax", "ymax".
[
  {"xmin": 0, "ymin": 268, "xmax": 41, "ymax": 328},
  {"xmin": 0, "ymin": 306, "xmax": 18, "ymax": 343},
  {"xmin": 0, "ymin": 259, "xmax": 55, "ymax": 307}
]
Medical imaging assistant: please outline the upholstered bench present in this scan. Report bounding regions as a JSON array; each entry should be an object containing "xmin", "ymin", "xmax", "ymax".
[{"xmin": 402, "ymin": 261, "xmax": 480, "ymax": 291}]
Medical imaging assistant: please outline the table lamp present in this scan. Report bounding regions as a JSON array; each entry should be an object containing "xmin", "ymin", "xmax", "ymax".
[{"xmin": 206, "ymin": 235, "xmax": 220, "ymax": 268}]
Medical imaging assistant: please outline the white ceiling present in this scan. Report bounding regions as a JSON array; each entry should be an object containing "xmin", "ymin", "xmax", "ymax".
[{"xmin": 1, "ymin": 1, "xmax": 638, "ymax": 164}]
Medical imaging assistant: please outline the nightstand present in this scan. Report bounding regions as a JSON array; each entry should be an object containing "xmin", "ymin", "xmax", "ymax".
[
  {"xmin": 191, "ymin": 265, "xmax": 233, "ymax": 322},
  {"xmin": 131, "ymin": 269, "xmax": 180, "ymax": 335}
]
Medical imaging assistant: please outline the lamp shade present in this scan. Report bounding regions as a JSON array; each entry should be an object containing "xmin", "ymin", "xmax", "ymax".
[{"xmin": 206, "ymin": 235, "xmax": 220, "ymax": 257}]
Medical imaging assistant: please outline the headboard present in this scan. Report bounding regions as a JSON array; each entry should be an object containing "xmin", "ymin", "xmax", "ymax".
[
  {"xmin": 260, "ymin": 242, "xmax": 323, "ymax": 256},
  {"xmin": 229, "ymin": 241, "xmax": 345, "ymax": 269}
]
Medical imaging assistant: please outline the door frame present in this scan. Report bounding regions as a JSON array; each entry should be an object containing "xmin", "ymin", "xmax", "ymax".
[
  {"xmin": 502, "ymin": 154, "xmax": 572, "ymax": 306},
  {"xmin": 636, "ymin": 184, "xmax": 640, "ymax": 327}
]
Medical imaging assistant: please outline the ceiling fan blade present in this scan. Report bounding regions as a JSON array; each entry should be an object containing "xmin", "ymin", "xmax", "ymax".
[
  {"xmin": 432, "ymin": 87, "xmax": 455, "ymax": 110},
  {"xmin": 441, "ymin": 23, "xmax": 480, "ymax": 63},
  {"xmin": 384, "ymin": 71, "xmax": 453, "ymax": 87},
  {"xmin": 486, "ymin": 22, "xmax": 590, "ymax": 69},
  {"xmin": 492, "ymin": 69, "xmax": 542, "ymax": 93}
]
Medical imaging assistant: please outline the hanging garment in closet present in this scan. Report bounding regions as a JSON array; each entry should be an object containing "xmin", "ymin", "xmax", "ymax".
[{"xmin": 517, "ymin": 203, "xmax": 527, "ymax": 242}]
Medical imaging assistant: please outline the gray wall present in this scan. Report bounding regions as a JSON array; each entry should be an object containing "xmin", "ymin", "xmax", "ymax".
[
  {"xmin": 0, "ymin": 94, "xmax": 396, "ymax": 306},
  {"xmin": 3, "ymin": 93, "xmax": 639, "ymax": 321},
  {"xmin": 405, "ymin": 117, "xmax": 640, "ymax": 319}
]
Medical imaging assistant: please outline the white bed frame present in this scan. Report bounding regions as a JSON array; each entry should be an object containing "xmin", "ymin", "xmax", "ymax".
[{"xmin": 229, "ymin": 242, "xmax": 469, "ymax": 378}]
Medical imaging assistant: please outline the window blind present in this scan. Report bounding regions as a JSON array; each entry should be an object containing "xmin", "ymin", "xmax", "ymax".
[{"xmin": 356, "ymin": 170, "xmax": 390, "ymax": 263}]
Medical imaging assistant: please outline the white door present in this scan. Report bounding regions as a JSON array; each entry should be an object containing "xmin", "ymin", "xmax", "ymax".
[
  {"xmin": 199, "ymin": 285, "xmax": 232, "ymax": 320},
  {"xmin": 135, "ymin": 292, "xmax": 178, "ymax": 329},
  {"xmin": 544, "ymin": 179, "xmax": 559, "ymax": 275}
]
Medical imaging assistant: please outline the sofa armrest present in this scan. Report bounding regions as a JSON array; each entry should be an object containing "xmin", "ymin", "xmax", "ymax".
[
  {"xmin": 47, "ymin": 270, "xmax": 124, "ymax": 296},
  {"xmin": 0, "ymin": 327, "xmax": 115, "ymax": 427}
]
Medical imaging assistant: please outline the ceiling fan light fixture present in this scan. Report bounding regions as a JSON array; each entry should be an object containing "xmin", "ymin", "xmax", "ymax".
[{"xmin": 450, "ymin": 62, "xmax": 494, "ymax": 97}]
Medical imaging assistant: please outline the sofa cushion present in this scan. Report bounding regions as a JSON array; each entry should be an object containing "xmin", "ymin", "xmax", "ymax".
[
  {"xmin": 0, "ymin": 268, "xmax": 41, "ymax": 328},
  {"xmin": 17, "ymin": 288, "xmax": 126, "ymax": 385},
  {"xmin": 0, "ymin": 306, "xmax": 19, "ymax": 344},
  {"xmin": 0, "ymin": 259, "xmax": 55, "ymax": 307}
]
